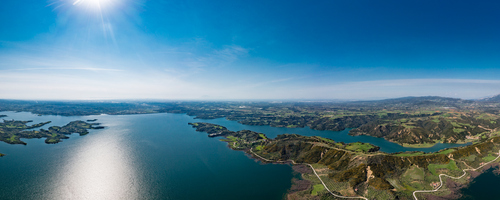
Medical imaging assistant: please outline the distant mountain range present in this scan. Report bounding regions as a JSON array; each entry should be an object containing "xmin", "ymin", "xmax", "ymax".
[
  {"xmin": 0, "ymin": 94, "xmax": 499, "ymax": 116},
  {"xmin": 477, "ymin": 94, "xmax": 500, "ymax": 102},
  {"xmin": 336, "ymin": 96, "xmax": 476, "ymax": 109}
]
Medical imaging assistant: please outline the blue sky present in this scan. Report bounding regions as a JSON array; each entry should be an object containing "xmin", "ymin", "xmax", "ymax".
[{"xmin": 1, "ymin": 0, "xmax": 500, "ymax": 100}]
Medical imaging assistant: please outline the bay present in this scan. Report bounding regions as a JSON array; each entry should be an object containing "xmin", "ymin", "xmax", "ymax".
[
  {"xmin": 0, "ymin": 111, "xmax": 473, "ymax": 199},
  {"xmin": 0, "ymin": 112, "xmax": 293, "ymax": 200}
]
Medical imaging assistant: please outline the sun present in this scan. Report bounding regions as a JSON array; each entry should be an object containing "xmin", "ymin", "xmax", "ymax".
[{"xmin": 73, "ymin": 0, "xmax": 117, "ymax": 10}]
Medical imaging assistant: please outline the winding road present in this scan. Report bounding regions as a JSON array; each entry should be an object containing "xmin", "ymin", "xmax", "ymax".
[
  {"xmin": 412, "ymin": 150, "xmax": 500, "ymax": 200},
  {"xmin": 249, "ymin": 148, "xmax": 368, "ymax": 200}
]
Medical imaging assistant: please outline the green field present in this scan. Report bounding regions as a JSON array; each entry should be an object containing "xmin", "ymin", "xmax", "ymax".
[
  {"xmin": 316, "ymin": 136, "xmax": 335, "ymax": 144},
  {"xmin": 345, "ymin": 142, "xmax": 375, "ymax": 152},
  {"xmin": 7, "ymin": 135, "xmax": 17, "ymax": 143},
  {"xmin": 428, "ymin": 160, "xmax": 459, "ymax": 176},
  {"xmin": 482, "ymin": 154, "xmax": 497, "ymax": 162},
  {"xmin": 311, "ymin": 184, "xmax": 324, "ymax": 196},
  {"xmin": 393, "ymin": 152, "xmax": 424, "ymax": 157}
]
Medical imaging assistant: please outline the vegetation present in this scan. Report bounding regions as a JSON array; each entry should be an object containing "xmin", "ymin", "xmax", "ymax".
[
  {"xmin": 311, "ymin": 184, "xmax": 324, "ymax": 196},
  {"xmin": 190, "ymin": 122, "xmax": 500, "ymax": 200},
  {"xmin": 345, "ymin": 142, "xmax": 379, "ymax": 153},
  {"xmin": 2, "ymin": 95, "xmax": 500, "ymax": 147},
  {"xmin": 189, "ymin": 122, "xmax": 266, "ymax": 149},
  {"xmin": 0, "ymin": 119, "xmax": 104, "ymax": 145},
  {"xmin": 3, "ymin": 95, "xmax": 500, "ymax": 198},
  {"xmin": 350, "ymin": 111, "xmax": 500, "ymax": 145},
  {"xmin": 427, "ymin": 160, "xmax": 459, "ymax": 176}
]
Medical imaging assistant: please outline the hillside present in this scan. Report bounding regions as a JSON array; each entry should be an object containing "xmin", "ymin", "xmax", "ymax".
[
  {"xmin": 190, "ymin": 122, "xmax": 500, "ymax": 200},
  {"xmin": 478, "ymin": 94, "xmax": 500, "ymax": 103}
]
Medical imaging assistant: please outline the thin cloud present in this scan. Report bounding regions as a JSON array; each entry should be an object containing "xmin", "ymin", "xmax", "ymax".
[
  {"xmin": 336, "ymin": 79, "xmax": 500, "ymax": 88},
  {"xmin": 13, "ymin": 67, "xmax": 123, "ymax": 72},
  {"xmin": 242, "ymin": 77, "xmax": 296, "ymax": 89},
  {"xmin": 293, "ymin": 79, "xmax": 500, "ymax": 100}
]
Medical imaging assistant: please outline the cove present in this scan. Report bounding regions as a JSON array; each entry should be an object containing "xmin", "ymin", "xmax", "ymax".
[{"xmin": 196, "ymin": 117, "xmax": 470, "ymax": 153}]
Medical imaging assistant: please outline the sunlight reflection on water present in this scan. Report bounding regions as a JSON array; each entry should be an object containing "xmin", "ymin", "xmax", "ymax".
[{"xmin": 50, "ymin": 120, "xmax": 140, "ymax": 200}]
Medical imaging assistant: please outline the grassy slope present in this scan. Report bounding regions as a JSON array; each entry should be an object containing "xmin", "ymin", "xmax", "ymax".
[{"xmin": 191, "ymin": 122, "xmax": 500, "ymax": 200}]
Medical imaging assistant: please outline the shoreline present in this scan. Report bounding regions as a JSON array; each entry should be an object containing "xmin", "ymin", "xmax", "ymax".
[
  {"xmin": 400, "ymin": 141, "xmax": 471, "ymax": 148},
  {"xmin": 413, "ymin": 150, "xmax": 500, "ymax": 200},
  {"xmin": 247, "ymin": 147, "xmax": 368, "ymax": 200},
  {"xmin": 193, "ymin": 121, "xmax": 500, "ymax": 200},
  {"xmin": 424, "ymin": 163, "xmax": 500, "ymax": 200}
]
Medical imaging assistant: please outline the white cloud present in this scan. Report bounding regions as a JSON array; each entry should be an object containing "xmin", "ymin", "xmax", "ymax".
[
  {"xmin": 2, "ymin": 35, "xmax": 499, "ymax": 100},
  {"xmin": 12, "ymin": 67, "xmax": 123, "ymax": 72}
]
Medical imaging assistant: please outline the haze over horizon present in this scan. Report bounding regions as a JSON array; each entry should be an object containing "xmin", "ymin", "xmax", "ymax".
[{"xmin": 1, "ymin": 0, "xmax": 500, "ymax": 100}]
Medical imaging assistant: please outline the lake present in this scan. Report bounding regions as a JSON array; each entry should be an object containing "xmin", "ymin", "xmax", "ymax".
[
  {"xmin": 459, "ymin": 166, "xmax": 500, "ymax": 200},
  {"xmin": 0, "ymin": 112, "xmax": 294, "ymax": 200},
  {"xmin": 0, "ymin": 112, "xmax": 474, "ymax": 199},
  {"xmin": 198, "ymin": 117, "xmax": 469, "ymax": 153}
]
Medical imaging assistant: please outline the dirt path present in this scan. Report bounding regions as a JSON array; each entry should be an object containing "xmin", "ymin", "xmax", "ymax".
[
  {"xmin": 412, "ymin": 150, "xmax": 500, "ymax": 200},
  {"xmin": 478, "ymin": 125, "xmax": 494, "ymax": 132},
  {"xmin": 249, "ymin": 148, "xmax": 368, "ymax": 200}
]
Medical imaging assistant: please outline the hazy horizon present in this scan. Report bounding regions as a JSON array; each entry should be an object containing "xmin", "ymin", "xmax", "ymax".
[
  {"xmin": 1, "ymin": 92, "xmax": 497, "ymax": 102},
  {"xmin": 2, "ymin": 0, "xmax": 500, "ymax": 100}
]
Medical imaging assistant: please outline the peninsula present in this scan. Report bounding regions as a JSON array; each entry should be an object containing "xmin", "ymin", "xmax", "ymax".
[
  {"xmin": 190, "ymin": 122, "xmax": 500, "ymax": 200},
  {"xmin": 2, "ymin": 96, "xmax": 500, "ymax": 199},
  {"xmin": 3, "ymin": 95, "xmax": 497, "ymax": 147}
]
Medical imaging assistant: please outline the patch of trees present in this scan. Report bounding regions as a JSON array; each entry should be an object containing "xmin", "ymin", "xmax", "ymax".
[
  {"xmin": 318, "ymin": 149, "xmax": 352, "ymax": 171},
  {"xmin": 350, "ymin": 115, "xmax": 497, "ymax": 144},
  {"xmin": 451, "ymin": 141, "xmax": 496, "ymax": 159},
  {"xmin": 308, "ymin": 115, "xmax": 379, "ymax": 131},
  {"xmin": 367, "ymin": 154, "xmax": 450, "ymax": 179},
  {"xmin": 330, "ymin": 164, "xmax": 367, "ymax": 187},
  {"xmin": 368, "ymin": 177, "xmax": 394, "ymax": 190}
]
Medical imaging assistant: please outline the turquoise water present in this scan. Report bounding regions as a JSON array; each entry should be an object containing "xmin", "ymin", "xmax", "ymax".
[
  {"xmin": 0, "ymin": 112, "xmax": 473, "ymax": 199},
  {"xmin": 199, "ymin": 117, "xmax": 470, "ymax": 153}
]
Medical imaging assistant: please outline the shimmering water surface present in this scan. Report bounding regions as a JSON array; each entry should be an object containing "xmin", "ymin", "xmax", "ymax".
[
  {"xmin": 0, "ymin": 112, "xmax": 294, "ymax": 200},
  {"xmin": 0, "ymin": 112, "xmax": 472, "ymax": 199}
]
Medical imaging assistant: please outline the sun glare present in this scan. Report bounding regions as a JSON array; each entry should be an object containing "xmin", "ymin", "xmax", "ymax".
[{"xmin": 73, "ymin": 0, "xmax": 117, "ymax": 10}]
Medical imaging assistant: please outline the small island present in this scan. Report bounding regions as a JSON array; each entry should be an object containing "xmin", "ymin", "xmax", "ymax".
[
  {"xmin": 190, "ymin": 122, "xmax": 500, "ymax": 200},
  {"xmin": 0, "ymin": 119, "xmax": 104, "ymax": 145}
]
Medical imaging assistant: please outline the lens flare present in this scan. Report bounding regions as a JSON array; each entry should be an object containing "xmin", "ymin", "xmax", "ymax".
[
  {"xmin": 73, "ymin": 0, "xmax": 117, "ymax": 10},
  {"xmin": 47, "ymin": 0, "xmax": 139, "ymax": 45}
]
